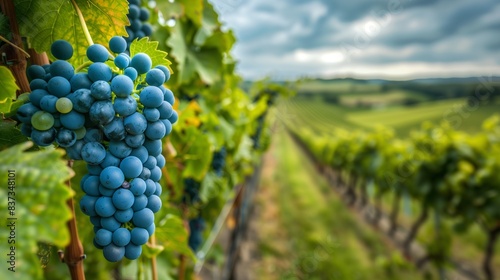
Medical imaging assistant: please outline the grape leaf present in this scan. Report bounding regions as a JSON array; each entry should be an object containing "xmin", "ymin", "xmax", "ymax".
[
  {"xmin": 0, "ymin": 66, "xmax": 20, "ymax": 114},
  {"xmin": 167, "ymin": 21, "xmax": 222, "ymax": 85},
  {"xmin": 193, "ymin": 0, "xmax": 220, "ymax": 46},
  {"xmin": 130, "ymin": 37, "xmax": 172, "ymax": 70},
  {"xmin": 155, "ymin": 214, "xmax": 195, "ymax": 259},
  {"xmin": 0, "ymin": 142, "xmax": 74, "ymax": 279},
  {"xmin": 155, "ymin": 0, "xmax": 203, "ymax": 26},
  {"xmin": 0, "ymin": 120, "xmax": 28, "ymax": 150},
  {"xmin": 14, "ymin": 0, "xmax": 129, "ymax": 64}
]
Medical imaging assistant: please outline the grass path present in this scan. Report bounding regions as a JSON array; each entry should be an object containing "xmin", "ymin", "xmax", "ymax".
[{"xmin": 236, "ymin": 130, "xmax": 424, "ymax": 279}]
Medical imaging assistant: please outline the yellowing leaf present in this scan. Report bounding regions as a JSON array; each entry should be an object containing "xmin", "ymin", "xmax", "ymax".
[
  {"xmin": 15, "ymin": 0, "xmax": 129, "ymax": 64},
  {"xmin": 0, "ymin": 66, "xmax": 19, "ymax": 114}
]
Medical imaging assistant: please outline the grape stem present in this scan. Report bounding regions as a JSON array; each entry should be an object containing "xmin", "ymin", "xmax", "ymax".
[
  {"xmin": 0, "ymin": 35, "xmax": 30, "ymax": 58},
  {"xmin": 70, "ymin": 0, "xmax": 94, "ymax": 46},
  {"xmin": 75, "ymin": 61, "xmax": 92, "ymax": 73}
]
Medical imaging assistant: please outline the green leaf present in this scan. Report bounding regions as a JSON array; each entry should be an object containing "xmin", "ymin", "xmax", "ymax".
[
  {"xmin": 156, "ymin": 0, "xmax": 203, "ymax": 26},
  {"xmin": 167, "ymin": 21, "xmax": 222, "ymax": 85},
  {"xmin": 180, "ymin": 127, "xmax": 212, "ymax": 180},
  {"xmin": 193, "ymin": 0, "xmax": 220, "ymax": 46},
  {"xmin": 0, "ymin": 120, "xmax": 29, "ymax": 150},
  {"xmin": 0, "ymin": 66, "xmax": 19, "ymax": 114},
  {"xmin": 0, "ymin": 142, "xmax": 74, "ymax": 279},
  {"xmin": 200, "ymin": 171, "xmax": 226, "ymax": 202},
  {"xmin": 15, "ymin": 0, "xmax": 129, "ymax": 64},
  {"xmin": 130, "ymin": 37, "xmax": 172, "ymax": 70},
  {"xmin": 155, "ymin": 214, "xmax": 195, "ymax": 259}
]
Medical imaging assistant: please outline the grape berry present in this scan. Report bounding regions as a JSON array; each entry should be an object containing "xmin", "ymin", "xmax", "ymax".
[{"xmin": 17, "ymin": 37, "xmax": 177, "ymax": 262}]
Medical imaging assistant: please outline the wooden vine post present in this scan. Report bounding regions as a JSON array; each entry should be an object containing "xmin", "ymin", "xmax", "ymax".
[{"xmin": 60, "ymin": 160, "xmax": 86, "ymax": 280}]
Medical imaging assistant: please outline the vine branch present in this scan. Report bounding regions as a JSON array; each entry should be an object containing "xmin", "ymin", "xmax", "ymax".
[
  {"xmin": 0, "ymin": 35, "xmax": 29, "ymax": 57},
  {"xmin": 0, "ymin": 0, "xmax": 30, "ymax": 95}
]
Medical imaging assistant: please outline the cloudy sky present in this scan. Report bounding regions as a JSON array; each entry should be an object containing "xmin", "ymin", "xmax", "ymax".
[{"xmin": 209, "ymin": 0, "xmax": 500, "ymax": 80}]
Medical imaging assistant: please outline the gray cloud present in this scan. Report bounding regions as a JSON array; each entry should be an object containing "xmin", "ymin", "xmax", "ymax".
[{"xmin": 210, "ymin": 0, "xmax": 500, "ymax": 79}]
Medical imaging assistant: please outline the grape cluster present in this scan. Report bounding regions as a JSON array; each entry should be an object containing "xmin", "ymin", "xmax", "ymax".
[
  {"xmin": 211, "ymin": 147, "xmax": 226, "ymax": 176},
  {"xmin": 188, "ymin": 217, "xmax": 205, "ymax": 251},
  {"xmin": 183, "ymin": 178, "xmax": 201, "ymax": 205},
  {"xmin": 125, "ymin": 0, "xmax": 152, "ymax": 50},
  {"xmin": 17, "ymin": 37, "xmax": 177, "ymax": 262}
]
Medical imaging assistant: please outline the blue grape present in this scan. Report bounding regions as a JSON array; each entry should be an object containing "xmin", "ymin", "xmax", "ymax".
[
  {"xmin": 88, "ymin": 62, "xmax": 112, "ymax": 82},
  {"xmin": 130, "ymin": 178, "xmax": 146, "ymax": 196},
  {"xmin": 60, "ymin": 110, "xmax": 85, "ymax": 130},
  {"xmin": 90, "ymin": 100, "xmax": 115, "ymax": 125},
  {"xmin": 112, "ymin": 189, "xmax": 135, "ymax": 210},
  {"xmin": 139, "ymin": 167, "xmax": 151, "ymax": 180},
  {"xmin": 68, "ymin": 89, "xmax": 95, "ymax": 113},
  {"xmin": 100, "ymin": 152, "xmax": 121, "ymax": 168},
  {"xmin": 155, "ymin": 65, "xmax": 171, "ymax": 82},
  {"xmin": 120, "ymin": 156, "xmax": 143, "ymax": 178},
  {"xmin": 157, "ymin": 101, "xmax": 173, "ymax": 119},
  {"xmin": 130, "ymin": 146, "xmax": 148, "ymax": 163},
  {"xmin": 145, "ymin": 120, "xmax": 166, "ymax": 140},
  {"xmin": 100, "ymin": 166, "xmax": 125, "ymax": 189},
  {"xmin": 51, "ymin": 40, "xmax": 73, "ymax": 60},
  {"xmin": 66, "ymin": 140, "xmax": 85, "ymax": 160},
  {"xmin": 128, "ymin": 4, "xmax": 140, "ymax": 19},
  {"xmin": 147, "ymin": 195, "xmax": 161, "ymax": 213},
  {"xmin": 20, "ymin": 123, "xmax": 32, "ymax": 137},
  {"xmin": 168, "ymin": 110, "xmax": 178, "ymax": 124},
  {"xmin": 146, "ymin": 223, "xmax": 155, "ymax": 236},
  {"xmin": 50, "ymin": 60, "xmax": 74, "ymax": 80},
  {"xmin": 39, "ymin": 95, "xmax": 58, "ymax": 113},
  {"xmin": 111, "ymin": 75, "xmax": 134, "ymax": 97},
  {"xmin": 114, "ymin": 53, "xmax": 130, "ymax": 69},
  {"xmin": 132, "ymin": 194, "xmax": 148, "ymax": 211},
  {"xmin": 143, "ymin": 108, "xmax": 160, "ymax": 122},
  {"xmin": 109, "ymin": 141, "xmax": 132, "ymax": 158},
  {"xmin": 87, "ymin": 44, "xmax": 109, "ymax": 63},
  {"xmin": 27, "ymin": 65, "xmax": 46, "ymax": 80},
  {"xmin": 124, "ymin": 67, "xmax": 138, "ymax": 81},
  {"xmin": 84, "ymin": 128, "xmax": 103, "ymax": 143},
  {"xmin": 29, "ymin": 78, "xmax": 48, "ymax": 90},
  {"xmin": 17, "ymin": 103, "xmax": 40, "ymax": 124},
  {"xmin": 132, "ymin": 208, "xmax": 154, "ymax": 228},
  {"xmin": 90, "ymin": 80, "xmax": 112, "ymax": 100},
  {"xmin": 31, "ymin": 128, "xmax": 56, "ymax": 147},
  {"xmin": 144, "ymin": 179, "xmax": 156, "ymax": 196},
  {"xmin": 56, "ymin": 128, "xmax": 77, "ymax": 148},
  {"xmin": 154, "ymin": 182, "xmax": 162, "ymax": 196},
  {"xmin": 103, "ymin": 244, "xmax": 125, "ymax": 262},
  {"xmin": 161, "ymin": 119, "xmax": 173, "ymax": 135},
  {"xmin": 114, "ymin": 208, "xmax": 134, "ymax": 223},
  {"xmin": 29, "ymin": 89, "xmax": 48, "ymax": 107},
  {"xmin": 112, "ymin": 228, "xmax": 131, "ymax": 247},
  {"xmin": 141, "ymin": 23, "xmax": 153, "ymax": 36},
  {"xmin": 87, "ymin": 164, "xmax": 103, "ymax": 176},
  {"xmin": 109, "ymin": 36, "xmax": 127, "ymax": 53},
  {"xmin": 101, "ymin": 217, "xmax": 122, "ymax": 231},
  {"xmin": 95, "ymin": 228, "xmax": 113, "ymax": 247},
  {"xmin": 150, "ymin": 166, "xmax": 162, "ymax": 182},
  {"xmin": 125, "ymin": 133, "xmax": 145, "ymax": 148},
  {"xmin": 139, "ymin": 86, "xmax": 163, "ymax": 107},
  {"xmin": 82, "ymin": 175, "xmax": 101, "ymax": 196},
  {"xmin": 130, "ymin": 227, "xmax": 149, "ymax": 246},
  {"xmin": 139, "ymin": 7, "xmax": 150, "ymax": 21},
  {"xmin": 130, "ymin": 53, "xmax": 152, "ymax": 74},
  {"xmin": 90, "ymin": 216, "xmax": 101, "ymax": 227},
  {"xmin": 95, "ymin": 197, "xmax": 116, "ymax": 217},
  {"xmin": 103, "ymin": 117, "xmax": 126, "ymax": 141},
  {"xmin": 156, "ymin": 154, "xmax": 165, "ymax": 168},
  {"xmin": 130, "ymin": 19, "xmax": 142, "ymax": 32},
  {"xmin": 145, "ymin": 69, "xmax": 165, "ymax": 86},
  {"xmin": 70, "ymin": 73, "xmax": 92, "ymax": 91},
  {"xmin": 80, "ymin": 195, "xmax": 98, "ymax": 216},
  {"xmin": 162, "ymin": 87, "xmax": 175, "ymax": 105},
  {"xmin": 124, "ymin": 112, "xmax": 147, "ymax": 135},
  {"xmin": 81, "ymin": 142, "xmax": 107, "ymax": 165},
  {"xmin": 143, "ymin": 156, "xmax": 157, "ymax": 170},
  {"xmin": 143, "ymin": 139, "xmax": 162, "ymax": 157},
  {"xmin": 47, "ymin": 76, "xmax": 71, "ymax": 97},
  {"xmin": 99, "ymin": 185, "xmax": 116, "ymax": 197},
  {"xmin": 125, "ymin": 243, "xmax": 142, "ymax": 260},
  {"xmin": 114, "ymin": 96, "xmax": 137, "ymax": 116}
]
